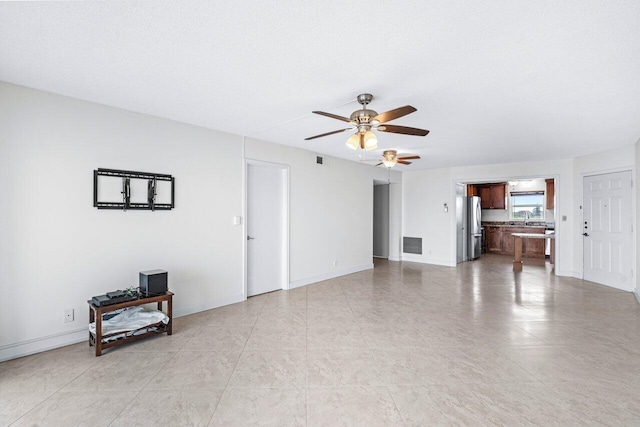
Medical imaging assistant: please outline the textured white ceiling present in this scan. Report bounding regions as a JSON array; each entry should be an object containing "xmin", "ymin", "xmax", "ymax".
[{"xmin": 1, "ymin": 1, "xmax": 639, "ymax": 170}]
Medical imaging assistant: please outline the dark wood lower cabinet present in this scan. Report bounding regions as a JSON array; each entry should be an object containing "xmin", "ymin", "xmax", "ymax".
[
  {"xmin": 485, "ymin": 226, "xmax": 545, "ymax": 258},
  {"xmin": 486, "ymin": 227, "xmax": 502, "ymax": 252},
  {"xmin": 524, "ymin": 237, "xmax": 545, "ymax": 258}
]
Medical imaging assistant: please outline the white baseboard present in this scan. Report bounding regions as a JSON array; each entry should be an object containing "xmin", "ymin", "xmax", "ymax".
[
  {"xmin": 570, "ymin": 271, "xmax": 583, "ymax": 279},
  {"xmin": 172, "ymin": 294, "xmax": 245, "ymax": 318},
  {"xmin": 552, "ymin": 269, "xmax": 579, "ymax": 278},
  {"xmin": 634, "ymin": 291, "xmax": 640, "ymax": 304},
  {"xmin": 0, "ymin": 327, "xmax": 87, "ymax": 363},
  {"xmin": 388, "ymin": 256, "xmax": 401, "ymax": 262},
  {"xmin": 0, "ymin": 293, "xmax": 246, "ymax": 363},
  {"xmin": 289, "ymin": 263, "xmax": 374, "ymax": 289},
  {"xmin": 400, "ymin": 254, "xmax": 456, "ymax": 267}
]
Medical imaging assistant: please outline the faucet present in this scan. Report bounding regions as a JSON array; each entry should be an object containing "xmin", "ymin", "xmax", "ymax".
[{"xmin": 524, "ymin": 211, "xmax": 529, "ymax": 226}]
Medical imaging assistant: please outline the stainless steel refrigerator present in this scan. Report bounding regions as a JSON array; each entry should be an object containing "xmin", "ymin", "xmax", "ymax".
[{"xmin": 467, "ymin": 196, "xmax": 482, "ymax": 260}]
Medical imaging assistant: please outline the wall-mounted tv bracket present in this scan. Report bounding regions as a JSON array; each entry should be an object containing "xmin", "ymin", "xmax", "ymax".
[
  {"xmin": 120, "ymin": 177, "xmax": 130, "ymax": 210},
  {"xmin": 93, "ymin": 168, "xmax": 175, "ymax": 211},
  {"xmin": 147, "ymin": 177, "xmax": 157, "ymax": 211}
]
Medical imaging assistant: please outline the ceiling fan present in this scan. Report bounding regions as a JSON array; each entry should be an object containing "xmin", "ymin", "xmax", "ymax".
[
  {"xmin": 374, "ymin": 150, "xmax": 421, "ymax": 168},
  {"xmin": 305, "ymin": 93, "xmax": 429, "ymax": 150}
]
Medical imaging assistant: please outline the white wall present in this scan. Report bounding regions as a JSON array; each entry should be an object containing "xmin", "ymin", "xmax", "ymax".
[
  {"xmin": 453, "ymin": 159, "xmax": 575, "ymax": 276},
  {"xmin": 636, "ymin": 140, "xmax": 640, "ymax": 298},
  {"xmin": 0, "ymin": 83, "xmax": 405, "ymax": 360},
  {"xmin": 3, "ymin": 81, "xmax": 635, "ymax": 361},
  {"xmin": 402, "ymin": 158, "xmax": 575, "ymax": 274},
  {"xmin": 0, "ymin": 83, "xmax": 245, "ymax": 360},
  {"xmin": 402, "ymin": 167, "xmax": 454, "ymax": 266},
  {"xmin": 402, "ymin": 147, "xmax": 638, "ymax": 280},
  {"xmin": 388, "ymin": 181, "xmax": 403, "ymax": 261},
  {"xmin": 244, "ymin": 138, "xmax": 401, "ymax": 287}
]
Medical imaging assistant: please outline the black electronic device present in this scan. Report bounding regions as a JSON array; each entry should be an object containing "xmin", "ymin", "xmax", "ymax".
[
  {"xmin": 139, "ymin": 269, "xmax": 168, "ymax": 296},
  {"xmin": 91, "ymin": 293, "xmax": 137, "ymax": 307},
  {"xmin": 106, "ymin": 290, "xmax": 126, "ymax": 298}
]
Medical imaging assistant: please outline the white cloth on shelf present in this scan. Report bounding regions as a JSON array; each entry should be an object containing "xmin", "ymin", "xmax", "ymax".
[{"xmin": 89, "ymin": 306, "xmax": 169, "ymax": 336}]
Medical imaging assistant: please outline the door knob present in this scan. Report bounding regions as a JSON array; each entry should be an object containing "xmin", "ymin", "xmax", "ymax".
[
  {"xmin": 247, "ymin": 236, "xmax": 255, "ymax": 240},
  {"xmin": 583, "ymin": 232, "xmax": 589, "ymax": 237}
]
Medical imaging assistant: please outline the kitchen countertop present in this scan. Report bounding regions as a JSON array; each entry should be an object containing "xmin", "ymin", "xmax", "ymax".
[
  {"xmin": 482, "ymin": 221, "xmax": 554, "ymax": 230},
  {"xmin": 511, "ymin": 232, "xmax": 555, "ymax": 238}
]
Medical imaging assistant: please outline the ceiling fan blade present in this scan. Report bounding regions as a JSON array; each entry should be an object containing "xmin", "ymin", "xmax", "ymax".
[
  {"xmin": 397, "ymin": 160, "xmax": 412, "ymax": 165},
  {"xmin": 375, "ymin": 162, "xmax": 383, "ymax": 167},
  {"xmin": 397, "ymin": 155, "xmax": 421, "ymax": 160},
  {"xmin": 312, "ymin": 111, "xmax": 352, "ymax": 123},
  {"xmin": 304, "ymin": 128, "xmax": 351, "ymax": 141},
  {"xmin": 373, "ymin": 105, "xmax": 416, "ymax": 123},
  {"xmin": 378, "ymin": 124, "xmax": 429, "ymax": 136}
]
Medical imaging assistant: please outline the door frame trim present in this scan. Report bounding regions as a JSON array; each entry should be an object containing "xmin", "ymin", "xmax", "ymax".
[
  {"xmin": 244, "ymin": 159, "xmax": 290, "ymax": 299},
  {"xmin": 580, "ymin": 167, "xmax": 636, "ymax": 288}
]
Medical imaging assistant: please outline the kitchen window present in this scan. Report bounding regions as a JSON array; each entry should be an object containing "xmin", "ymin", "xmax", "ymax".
[{"xmin": 511, "ymin": 191, "xmax": 545, "ymax": 220}]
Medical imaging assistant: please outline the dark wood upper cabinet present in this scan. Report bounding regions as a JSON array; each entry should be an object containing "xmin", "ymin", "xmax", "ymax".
[
  {"xmin": 490, "ymin": 184, "xmax": 507, "ymax": 209},
  {"xmin": 473, "ymin": 183, "xmax": 507, "ymax": 209},
  {"xmin": 479, "ymin": 186, "xmax": 492, "ymax": 209},
  {"xmin": 546, "ymin": 179, "xmax": 555, "ymax": 209}
]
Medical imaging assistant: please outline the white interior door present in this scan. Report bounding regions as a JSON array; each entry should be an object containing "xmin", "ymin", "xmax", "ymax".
[
  {"xmin": 247, "ymin": 163, "xmax": 287, "ymax": 297},
  {"xmin": 583, "ymin": 171, "xmax": 633, "ymax": 291}
]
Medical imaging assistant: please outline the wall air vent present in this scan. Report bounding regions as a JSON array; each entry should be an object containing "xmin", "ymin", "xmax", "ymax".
[{"xmin": 403, "ymin": 237, "xmax": 422, "ymax": 254}]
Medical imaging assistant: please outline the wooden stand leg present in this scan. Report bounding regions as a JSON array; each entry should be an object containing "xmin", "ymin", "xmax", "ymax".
[
  {"xmin": 513, "ymin": 236, "xmax": 523, "ymax": 272},
  {"xmin": 89, "ymin": 307, "xmax": 95, "ymax": 347},
  {"xmin": 167, "ymin": 295, "xmax": 173, "ymax": 335},
  {"xmin": 95, "ymin": 309, "xmax": 103, "ymax": 356}
]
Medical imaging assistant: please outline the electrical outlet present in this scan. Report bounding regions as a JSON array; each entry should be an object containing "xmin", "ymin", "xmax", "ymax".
[{"xmin": 64, "ymin": 309, "xmax": 74, "ymax": 323}]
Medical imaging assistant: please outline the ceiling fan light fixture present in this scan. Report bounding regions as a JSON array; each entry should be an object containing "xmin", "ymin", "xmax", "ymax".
[
  {"xmin": 382, "ymin": 158, "xmax": 397, "ymax": 168},
  {"xmin": 363, "ymin": 130, "xmax": 378, "ymax": 151},
  {"xmin": 305, "ymin": 93, "xmax": 429, "ymax": 152},
  {"xmin": 346, "ymin": 133, "xmax": 360, "ymax": 150}
]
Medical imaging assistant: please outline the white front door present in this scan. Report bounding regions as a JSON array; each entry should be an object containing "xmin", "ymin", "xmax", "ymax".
[
  {"xmin": 247, "ymin": 163, "xmax": 287, "ymax": 297},
  {"xmin": 583, "ymin": 171, "xmax": 633, "ymax": 291}
]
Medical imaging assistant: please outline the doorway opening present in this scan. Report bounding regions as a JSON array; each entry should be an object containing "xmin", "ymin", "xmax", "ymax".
[
  {"xmin": 373, "ymin": 180, "xmax": 390, "ymax": 259},
  {"xmin": 456, "ymin": 177, "xmax": 558, "ymax": 269},
  {"xmin": 246, "ymin": 161, "xmax": 289, "ymax": 297}
]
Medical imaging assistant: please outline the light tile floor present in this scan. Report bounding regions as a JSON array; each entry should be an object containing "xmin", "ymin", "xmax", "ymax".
[{"xmin": 2, "ymin": 255, "xmax": 640, "ymax": 426}]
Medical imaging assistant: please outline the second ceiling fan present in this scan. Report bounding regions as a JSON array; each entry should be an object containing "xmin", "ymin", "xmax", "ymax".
[
  {"xmin": 376, "ymin": 150, "xmax": 420, "ymax": 168},
  {"xmin": 305, "ymin": 93, "xmax": 429, "ymax": 150}
]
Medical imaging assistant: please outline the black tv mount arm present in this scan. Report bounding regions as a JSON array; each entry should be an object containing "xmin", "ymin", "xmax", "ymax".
[
  {"xmin": 147, "ymin": 176, "xmax": 157, "ymax": 211},
  {"xmin": 93, "ymin": 168, "xmax": 175, "ymax": 211}
]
